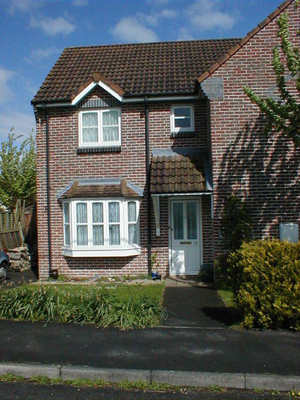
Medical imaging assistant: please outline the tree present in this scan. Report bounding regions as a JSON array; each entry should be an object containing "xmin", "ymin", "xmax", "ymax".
[
  {"xmin": 0, "ymin": 129, "xmax": 36, "ymax": 210},
  {"xmin": 244, "ymin": 9, "xmax": 300, "ymax": 147}
]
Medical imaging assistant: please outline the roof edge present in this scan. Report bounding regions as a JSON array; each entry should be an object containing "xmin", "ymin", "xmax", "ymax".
[
  {"xmin": 197, "ymin": 0, "xmax": 295, "ymax": 83},
  {"xmin": 70, "ymin": 73, "xmax": 125, "ymax": 105}
]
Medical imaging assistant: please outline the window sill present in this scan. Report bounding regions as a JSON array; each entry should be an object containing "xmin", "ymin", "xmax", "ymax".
[
  {"xmin": 77, "ymin": 146, "xmax": 121, "ymax": 154},
  {"xmin": 62, "ymin": 246, "xmax": 141, "ymax": 257},
  {"xmin": 171, "ymin": 132, "xmax": 196, "ymax": 138}
]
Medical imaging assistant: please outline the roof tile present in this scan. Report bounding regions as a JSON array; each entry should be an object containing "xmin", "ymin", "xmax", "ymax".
[{"xmin": 32, "ymin": 39, "xmax": 241, "ymax": 103}]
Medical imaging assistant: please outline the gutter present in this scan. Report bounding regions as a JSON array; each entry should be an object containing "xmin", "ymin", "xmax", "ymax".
[
  {"xmin": 42, "ymin": 104, "xmax": 53, "ymax": 276},
  {"xmin": 144, "ymin": 97, "xmax": 151, "ymax": 276}
]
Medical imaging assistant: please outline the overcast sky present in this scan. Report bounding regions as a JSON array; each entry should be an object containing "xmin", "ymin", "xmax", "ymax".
[{"xmin": 0, "ymin": 0, "xmax": 282, "ymax": 143}]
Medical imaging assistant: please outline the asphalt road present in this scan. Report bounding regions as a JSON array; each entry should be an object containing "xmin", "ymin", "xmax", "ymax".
[
  {"xmin": 0, "ymin": 382, "xmax": 288, "ymax": 399},
  {"xmin": 1, "ymin": 320, "xmax": 300, "ymax": 376}
]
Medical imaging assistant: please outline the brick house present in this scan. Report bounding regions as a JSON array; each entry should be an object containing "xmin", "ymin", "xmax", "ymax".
[{"xmin": 32, "ymin": 0, "xmax": 299, "ymax": 280}]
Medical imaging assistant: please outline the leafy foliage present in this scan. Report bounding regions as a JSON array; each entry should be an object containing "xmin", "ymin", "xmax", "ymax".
[
  {"xmin": 0, "ymin": 129, "xmax": 36, "ymax": 210},
  {"xmin": 221, "ymin": 195, "xmax": 253, "ymax": 252},
  {"xmin": 0, "ymin": 286, "xmax": 167, "ymax": 329},
  {"xmin": 244, "ymin": 11, "xmax": 300, "ymax": 147},
  {"xmin": 228, "ymin": 239, "xmax": 300, "ymax": 330}
]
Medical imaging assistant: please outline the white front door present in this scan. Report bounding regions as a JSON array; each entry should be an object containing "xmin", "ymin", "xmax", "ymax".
[{"xmin": 170, "ymin": 199, "xmax": 201, "ymax": 275}]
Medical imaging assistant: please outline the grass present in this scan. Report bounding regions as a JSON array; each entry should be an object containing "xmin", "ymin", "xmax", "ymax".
[
  {"xmin": 0, "ymin": 282, "xmax": 166, "ymax": 329},
  {"xmin": 21, "ymin": 282, "xmax": 164, "ymax": 303},
  {"xmin": 0, "ymin": 374, "xmax": 292, "ymax": 397},
  {"xmin": 217, "ymin": 285, "xmax": 235, "ymax": 308}
]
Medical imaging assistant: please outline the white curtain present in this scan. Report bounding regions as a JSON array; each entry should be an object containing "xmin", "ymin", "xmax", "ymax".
[
  {"xmin": 63, "ymin": 203, "xmax": 70, "ymax": 246},
  {"xmin": 109, "ymin": 202, "xmax": 120, "ymax": 245},
  {"xmin": 76, "ymin": 203, "xmax": 88, "ymax": 245},
  {"xmin": 103, "ymin": 110, "xmax": 119, "ymax": 142},
  {"xmin": 82, "ymin": 112, "xmax": 98, "ymax": 143},
  {"xmin": 128, "ymin": 202, "xmax": 137, "ymax": 244},
  {"xmin": 92, "ymin": 203, "xmax": 104, "ymax": 245}
]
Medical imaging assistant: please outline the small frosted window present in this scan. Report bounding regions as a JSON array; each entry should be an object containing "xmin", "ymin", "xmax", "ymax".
[{"xmin": 280, "ymin": 223, "xmax": 299, "ymax": 243}]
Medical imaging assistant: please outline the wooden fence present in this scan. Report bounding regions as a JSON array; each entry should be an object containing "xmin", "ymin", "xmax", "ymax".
[{"xmin": 0, "ymin": 200, "xmax": 26, "ymax": 251}]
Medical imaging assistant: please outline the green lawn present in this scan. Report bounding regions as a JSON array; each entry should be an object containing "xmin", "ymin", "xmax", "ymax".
[
  {"xmin": 23, "ymin": 282, "xmax": 165, "ymax": 304},
  {"xmin": 0, "ymin": 281, "xmax": 166, "ymax": 329},
  {"xmin": 217, "ymin": 286, "xmax": 235, "ymax": 308}
]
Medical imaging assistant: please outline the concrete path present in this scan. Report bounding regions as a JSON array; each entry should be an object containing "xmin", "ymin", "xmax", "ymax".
[{"xmin": 163, "ymin": 278, "xmax": 236, "ymax": 327}]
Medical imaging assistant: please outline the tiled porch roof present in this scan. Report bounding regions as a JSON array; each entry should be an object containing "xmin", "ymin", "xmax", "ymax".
[
  {"xmin": 57, "ymin": 178, "xmax": 143, "ymax": 200},
  {"xmin": 151, "ymin": 148, "xmax": 212, "ymax": 194}
]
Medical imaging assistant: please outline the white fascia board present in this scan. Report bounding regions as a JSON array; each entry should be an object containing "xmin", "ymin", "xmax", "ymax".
[
  {"xmin": 71, "ymin": 82, "xmax": 97, "ymax": 106},
  {"xmin": 123, "ymin": 95, "xmax": 199, "ymax": 103},
  {"xmin": 71, "ymin": 81, "xmax": 123, "ymax": 106},
  {"xmin": 99, "ymin": 81, "xmax": 123, "ymax": 102},
  {"xmin": 151, "ymin": 192, "xmax": 213, "ymax": 197},
  {"xmin": 37, "ymin": 95, "xmax": 200, "ymax": 108}
]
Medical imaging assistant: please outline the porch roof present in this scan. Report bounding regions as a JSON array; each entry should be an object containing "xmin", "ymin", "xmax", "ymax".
[
  {"xmin": 150, "ymin": 148, "xmax": 212, "ymax": 194},
  {"xmin": 57, "ymin": 178, "xmax": 143, "ymax": 200}
]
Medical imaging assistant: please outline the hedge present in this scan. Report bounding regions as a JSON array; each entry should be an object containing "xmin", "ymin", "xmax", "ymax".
[{"xmin": 228, "ymin": 239, "xmax": 300, "ymax": 330}]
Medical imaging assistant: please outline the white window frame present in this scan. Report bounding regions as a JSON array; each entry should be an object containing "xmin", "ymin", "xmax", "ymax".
[
  {"xmin": 170, "ymin": 105, "xmax": 194, "ymax": 133},
  {"xmin": 79, "ymin": 108, "xmax": 121, "ymax": 147},
  {"xmin": 62, "ymin": 198, "xmax": 140, "ymax": 257}
]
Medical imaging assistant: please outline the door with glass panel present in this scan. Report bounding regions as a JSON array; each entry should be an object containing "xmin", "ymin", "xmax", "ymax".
[{"xmin": 170, "ymin": 199, "xmax": 201, "ymax": 275}]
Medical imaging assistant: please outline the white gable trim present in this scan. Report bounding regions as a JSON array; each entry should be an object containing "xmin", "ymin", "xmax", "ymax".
[{"xmin": 71, "ymin": 81, "xmax": 123, "ymax": 106}]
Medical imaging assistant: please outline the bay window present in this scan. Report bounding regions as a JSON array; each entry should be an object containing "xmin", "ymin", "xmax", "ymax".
[
  {"xmin": 79, "ymin": 108, "xmax": 121, "ymax": 147},
  {"xmin": 62, "ymin": 199, "xmax": 140, "ymax": 257}
]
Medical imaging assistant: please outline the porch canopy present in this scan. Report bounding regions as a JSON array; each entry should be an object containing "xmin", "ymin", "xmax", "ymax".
[
  {"xmin": 150, "ymin": 148, "xmax": 213, "ymax": 236},
  {"xmin": 57, "ymin": 178, "xmax": 143, "ymax": 200}
]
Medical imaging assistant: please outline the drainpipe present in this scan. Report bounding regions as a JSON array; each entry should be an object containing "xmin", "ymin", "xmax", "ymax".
[
  {"xmin": 42, "ymin": 104, "xmax": 52, "ymax": 276},
  {"xmin": 144, "ymin": 97, "xmax": 151, "ymax": 276}
]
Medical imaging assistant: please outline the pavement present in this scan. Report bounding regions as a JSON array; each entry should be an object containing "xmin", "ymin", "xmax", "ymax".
[{"xmin": 0, "ymin": 276, "xmax": 300, "ymax": 392}]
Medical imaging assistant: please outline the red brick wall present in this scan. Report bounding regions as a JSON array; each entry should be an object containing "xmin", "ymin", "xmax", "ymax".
[
  {"xmin": 35, "ymin": 86, "xmax": 210, "ymax": 279},
  {"xmin": 206, "ymin": 3, "xmax": 300, "ymax": 261}
]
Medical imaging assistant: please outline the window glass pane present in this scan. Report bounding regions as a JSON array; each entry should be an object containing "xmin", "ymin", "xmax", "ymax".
[
  {"xmin": 92, "ymin": 203, "xmax": 103, "ymax": 223},
  {"xmin": 174, "ymin": 107, "xmax": 191, "ymax": 118},
  {"xmin": 109, "ymin": 225, "xmax": 120, "ymax": 245},
  {"xmin": 82, "ymin": 112, "xmax": 98, "ymax": 127},
  {"xmin": 103, "ymin": 110, "xmax": 118, "ymax": 126},
  {"xmin": 173, "ymin": 203, "xmax": 184, "ymax": 240},
  {"xmin": 82, "ymin": 127, "xmax": 98, "ymax": 143},
  {"xmin": 187, "ymin": 202, "xmax": 197, "ymax": 240},
  {"xmin": 93, "ymin": 225, "xmax": 104, "ymax": 246},
  {"xmin": 63, "ymin": 203, "xmax": 69, "ymax": 223},
  {"xmin": 109, "ymin": 202, "xmax": 120, "ymax": 223},
  {"xmin": 128, "ymin": 202, "xmax": 136, "ymax": 222},
  {"xmin": 76, "ymin": 203, "xmax": 87, "ymax": 223},
  {"xmin": 128, "ymin": 224, "xmax": 137, "ymax": 245},
  {"xmin": 64, "ymin": 225, "xmax": 70, "ymax": 246},
  {"xmin": 77, "ymin": 226, "xmax": 88, "ymax": 246},
  {"xmin": 175, "ymin": 118, "xmax": 191, "ymax": 128},
  {"xmin": 103, "ymin": 127, "xmax": 119, "ymax": 142}
]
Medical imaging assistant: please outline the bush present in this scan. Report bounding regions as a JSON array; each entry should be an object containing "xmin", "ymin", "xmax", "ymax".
[
  {"xmin": 0, "ymin": 286, "xmax": 167, "ymax": 330},
  {"xmin": 228, "ymin": 239, "xmax": 300, "ymax": 330}
]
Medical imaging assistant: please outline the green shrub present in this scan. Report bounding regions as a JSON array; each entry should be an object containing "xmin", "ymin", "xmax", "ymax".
[
  {"xmin": 221, "ymin": 195, "xmax": 253, "ymax": 253},
  {"xmin": 228, "ymin": 239, "xmax": 300, "ymax": 330},
  {"xmin": 0, "ymin": 286, "xmax": 167, "ymax": 330}
]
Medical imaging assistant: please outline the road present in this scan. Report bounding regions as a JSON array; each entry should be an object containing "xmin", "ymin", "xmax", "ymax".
[{"xmin": 0, "ymin": 382, "xmax": 288, "ymax": 399}]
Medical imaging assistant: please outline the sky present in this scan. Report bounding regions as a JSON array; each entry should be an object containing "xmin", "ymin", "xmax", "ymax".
[{"xmin": 0, "ymin": 0, "xmax": 283, "ymax": 143}]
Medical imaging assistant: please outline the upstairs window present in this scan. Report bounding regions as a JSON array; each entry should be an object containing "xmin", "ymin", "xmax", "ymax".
[
  {"xmin": 79, "ymin": 109, "xmax": 121, "ymax": 147},
  {"xmin": 170, "ymin": 105, "xmax": 194, "ymax": 133}
]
